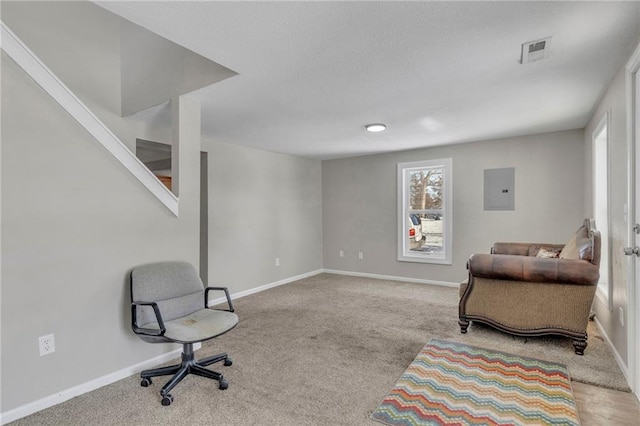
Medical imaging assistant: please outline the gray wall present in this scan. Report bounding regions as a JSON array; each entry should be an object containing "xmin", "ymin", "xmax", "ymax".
[
  {"xmin": 322, "ymin": 130, "xmax": 585, "ymax": 284},
  {"xmin": 1, "ymin": 53, "xmax": 324, "ymax": 416},
  {"xmin": 1, "ymin": 1, "xmax": 175, "ymax": 152},
  {"xmin": 1, "ymin": 55, "xmax": 201, "ymax": 411},
  {"xmin": 120, "ymin": 18, "xmax": 236, "ymax": 116},
  {"xmin": 2, "ymin": 1, "xmax": 135, "ymax": 149},
  {"xmin": 204, "ymin": 139, "xmax": 323, "ymax": 292},
  {"xmin": 584, "ymin": 57, "xmax": 631, "ymax": 364}
]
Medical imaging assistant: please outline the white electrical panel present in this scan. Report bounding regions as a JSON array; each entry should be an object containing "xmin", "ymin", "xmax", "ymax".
[{"xmin": 484, "ymin": 168, "xmax": 515, "ymax": 211}]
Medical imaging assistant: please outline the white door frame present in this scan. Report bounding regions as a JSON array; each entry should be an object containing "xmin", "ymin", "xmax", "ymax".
[{"xmin": 625, "ymin": 42, "xmax": 640, "ymax": 398}]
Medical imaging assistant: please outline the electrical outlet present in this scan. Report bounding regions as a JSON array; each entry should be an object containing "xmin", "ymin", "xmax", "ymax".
[
  {"xmin": 339, "ymin": 250, "xmax": 344, "ymax": 257},
  {"xmin": 275, "ymin": 258, "xmax": 280, "ymax": 266},
  {"xmin": 39, "ymin": 334, "xmax": 55, "ymax": 356},
  {"xmin": 358, "ymin": 252, "xmax": 364, "ymax": 260}
]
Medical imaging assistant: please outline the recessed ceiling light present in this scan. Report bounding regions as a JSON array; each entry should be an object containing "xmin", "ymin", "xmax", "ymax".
[{"xmin": 365, "ymin": 123, "xmax": 386, "ymax": 132}]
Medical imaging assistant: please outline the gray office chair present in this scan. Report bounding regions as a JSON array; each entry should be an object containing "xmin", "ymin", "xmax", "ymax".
[{"xmin": 130, "ymin": 261, "xmax": 238, "ymax": 406}]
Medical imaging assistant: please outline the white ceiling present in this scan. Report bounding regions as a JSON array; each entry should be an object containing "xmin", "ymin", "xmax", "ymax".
[{"xmin": 96, "ymin": 1, "xmax": 640, "ymax": 160}]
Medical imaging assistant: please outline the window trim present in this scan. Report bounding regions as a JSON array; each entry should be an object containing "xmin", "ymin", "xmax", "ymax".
[
  {"xmin": 592, "ymin": 111, "xmax": 613, "ymax": 310},
  {"xmin": 397, "ymin": 158, "xmax": 453, "ymax": 264}
]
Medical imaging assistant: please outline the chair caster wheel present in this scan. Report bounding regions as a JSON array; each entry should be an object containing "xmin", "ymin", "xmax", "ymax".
[
  {"xmin": 161, "ymin": 394, "xmax": 174, "ymax": 406},
  {"xmin": 141, "ymin": 378, "xmax": 152, "ymax": 387},
  {"xmin": 224, "ymin": 358, "xmax": 233, "ymax": 367},
  {"xmin": 219, "ymin": 379, "xmax": 228, "ymax": 390}
]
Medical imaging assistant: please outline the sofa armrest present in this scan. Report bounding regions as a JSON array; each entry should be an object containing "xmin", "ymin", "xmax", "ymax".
[
  {"xmin": 492, "ymin": 242, "xmax": 565, "ymax": 256},
  {"xmin": 468, "ymin": 253, "xmax": 599, "ymax": 285}
]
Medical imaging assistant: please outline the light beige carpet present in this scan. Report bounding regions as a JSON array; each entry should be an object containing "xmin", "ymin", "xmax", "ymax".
[{"xmin": 11, "ymin": 273, "xmax": 628, "ymax": 425}]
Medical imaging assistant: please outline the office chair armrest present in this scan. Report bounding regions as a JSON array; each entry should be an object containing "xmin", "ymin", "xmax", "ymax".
[
  {"xmin": 205, "ymin": 287, "xmax": 235, "ymax": 312},
  {"xmin": 131, "ymin": 301, "xmax": 166, "ymax": 336}
]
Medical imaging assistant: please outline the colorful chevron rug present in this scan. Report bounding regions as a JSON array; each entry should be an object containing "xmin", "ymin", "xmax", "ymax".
[{"xmin": 371, "ymin": 339, "xmax": 580, "ymax": 425}]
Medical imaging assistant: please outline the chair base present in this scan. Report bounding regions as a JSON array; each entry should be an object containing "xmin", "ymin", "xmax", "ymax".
[{"xmin": 140, "ymin": 343, "xmax": 232, "ymax": 406}]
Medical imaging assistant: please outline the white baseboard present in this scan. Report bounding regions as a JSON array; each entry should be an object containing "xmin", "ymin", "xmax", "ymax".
[
  {"xmin": 321, "ymin": 268, "xmax": 460, "ymax": 288},
  {"xmin": 593, "ymin": 316, "xmax": 631, "ymax": 386},
  {"xmin": 207, "ymin": 269, "xmax": 323, "ymax": 307},
  {"xmin": 0, "ymin": 344, "xmax": 200, "ymax": 425}
]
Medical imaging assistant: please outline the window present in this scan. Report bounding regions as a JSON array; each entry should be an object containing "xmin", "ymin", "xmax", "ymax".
[
  {"xmin": 593, "ymin": 112, "xmax": 612, "ymax": 309},
  {"xmin": 397, "ymin": 159, "xmax": 452, "ymax": 264}
]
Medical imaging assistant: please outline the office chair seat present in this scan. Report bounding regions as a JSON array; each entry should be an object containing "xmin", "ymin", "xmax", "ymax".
[
  {"xmin": 130, "ymin": 261, "xmax": 238, "ymax": 406},
  {"xmin": 140, "ymin": 308, "xmax": 238, "ymax": 344}
]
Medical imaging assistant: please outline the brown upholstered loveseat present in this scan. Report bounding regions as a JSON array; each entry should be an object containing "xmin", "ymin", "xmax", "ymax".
[{"xmin": 458, "ymin": 219, "xmax": 601, "ymax": 355}]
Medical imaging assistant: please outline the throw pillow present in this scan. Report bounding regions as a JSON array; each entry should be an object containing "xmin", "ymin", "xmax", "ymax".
[
  {"xmin": 528, "ymin": 246, "xmax": 541, "ymax": 257},
  {"xmin": 559, "ymin": 233, "xmax": 580, "ymax": 259},
  {"xmin": 536, "ymin": 247, "xmax": 561, "ymax": 258}
]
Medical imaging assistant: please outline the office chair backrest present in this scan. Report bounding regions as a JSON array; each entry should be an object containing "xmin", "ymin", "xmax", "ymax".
[{"xmin": 131, "ymin": 261, "xmax": 204, "ymax": 326}]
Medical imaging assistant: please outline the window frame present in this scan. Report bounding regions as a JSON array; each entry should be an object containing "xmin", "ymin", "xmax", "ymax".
[
  {"xmin": 397, "ymin": 158, "xmax": 453, "ymax": 264},
  {"xmin": 592, "ymin": 111, "xmax": 613, "ymax": 310}
]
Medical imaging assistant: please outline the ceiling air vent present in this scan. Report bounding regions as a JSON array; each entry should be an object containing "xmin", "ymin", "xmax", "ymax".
[{"xmin": 521, "ymin": 37, "xmax": 552, "ymax": 64}]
